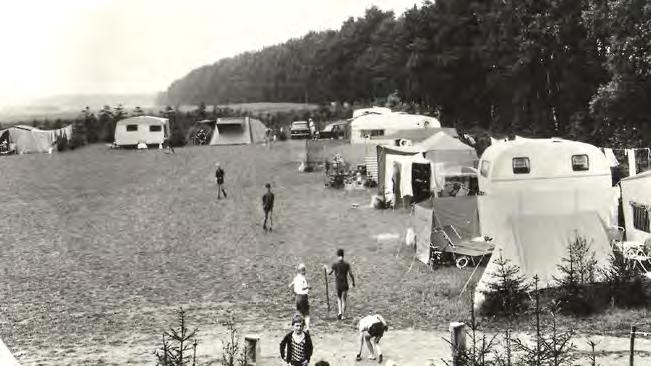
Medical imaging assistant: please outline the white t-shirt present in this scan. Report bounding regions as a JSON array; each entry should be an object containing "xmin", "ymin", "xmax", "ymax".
[
  {"xmin": 292, "ymin": 274, "xmax": 309, "ymax": 295},
  {"xmin": 358, "ymin": 314, "xmax": 385, "ymax": 332}
]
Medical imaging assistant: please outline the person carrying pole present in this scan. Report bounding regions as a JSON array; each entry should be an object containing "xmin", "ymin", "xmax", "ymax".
[
  {"xmin": 324, "ymin": 249, "xmax": 355, "ymax": 320},
  {"xmin": 215, "ymin": 162, "xmax": 227, "ymax": 199}
]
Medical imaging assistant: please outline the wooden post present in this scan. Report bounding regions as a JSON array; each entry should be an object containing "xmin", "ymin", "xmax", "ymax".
[
  {"xmin": 630, "ymin": 325, "xmax": 636, "ymax": 366},
  {"xmin": 449, "ymin": 322, "xmax": 466, "ymax": 366},
  {"xmin": 324, "ymin": 267, "xmax": 330, "ymax": 312},
  {"xmin": 244, "ymin": 334, "xmax": 261, "ymax": 365}
]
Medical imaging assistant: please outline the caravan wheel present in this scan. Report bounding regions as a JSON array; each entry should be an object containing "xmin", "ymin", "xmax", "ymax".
[{"xmin": 456, "ymin": 256, "xmax": 470, "ymax": 269}]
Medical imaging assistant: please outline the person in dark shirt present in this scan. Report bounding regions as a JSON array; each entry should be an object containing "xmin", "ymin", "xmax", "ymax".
[
  {"xmin": 325, "ymin": 249, "xmax": 355, "ymax": 320},
  {"xmin": 215, "ymin": 163, "xmax": 227, "ymax": 199},
  {"xmin": 262, "ymin": 183, "xmax": 275, "ymax": 232},
  {"xmin": 279, "ymin": 314, "xmax": 313, "ymax": 366},
  {"xmin": 163, "ymin": 137, "xmax": 175, "ymax": 154}
]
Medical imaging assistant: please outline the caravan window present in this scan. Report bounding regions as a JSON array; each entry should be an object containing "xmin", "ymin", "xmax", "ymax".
[
  {"xmin": 512, "ymin": 157, "xmax": 530, "ymax": 174},
  {"xmin": 361, "ymin": 129, "xmax": 384, "ymax": 138},
  {"xmin": 149, "ymin": 125, "xmax": 162, "ymax": 132},
  {"xmin": 126, "ymin": 124, "xmax": 138, "ymax": 132},
  {"xmin": 631, "ymin": 202, "xmax": 650, "ymax": 233},
  {"xmin": 572, "ymin": 154, "xmax": 589, "ymax": 171},
  {"xmin": 480, "ymin": 161, "xmax": 490, "ymax": 177}
]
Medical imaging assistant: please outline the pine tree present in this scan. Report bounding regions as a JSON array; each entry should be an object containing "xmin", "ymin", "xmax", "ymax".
[{"xmin": 480, "ymin": 253, "xmax": 531, "ymax": 317}]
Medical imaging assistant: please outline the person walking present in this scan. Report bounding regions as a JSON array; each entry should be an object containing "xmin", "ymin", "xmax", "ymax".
[
  {"xmin": 262, "ymin": 183, "xmax": 275, "ymax": 231},
  {"xmin": 289, "ymin": 263, "xmax": 311, "ymax": 330},
  {"xmin": 280, "ymin": 314, "xmax": 313, "ymax": 366},
  {"xmin": 325, "ymin": 249, "xmax": 355, "ymax": 320},
  {"xmin": 215, "ymin": 163, "xmax": 227, "ymax": 199},
  {"xmin": 356, "ymin": 313, "xmax": 388, "ymax": 363}
]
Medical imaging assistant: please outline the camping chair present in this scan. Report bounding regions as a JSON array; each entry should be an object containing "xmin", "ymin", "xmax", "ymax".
[{"xmin": 432, "ymin": 225, "xmax": 494, "ymax": 269}]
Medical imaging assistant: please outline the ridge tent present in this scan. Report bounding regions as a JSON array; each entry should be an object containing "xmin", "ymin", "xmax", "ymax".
[
  {"xmin": 369, "ymin": 127, "xmax": 459, "ymax": 146},
  {"xmin": 114, "ymin": 116, "xmax": 169, "ymax": 146},
  {"xmin": 620, "ymin": 170, "xmax": 651, "ymax": 243},
  {"xmin": 349, "ymin": 112, "xmax": 441, "ymax": 144},
  {"xmin": 417, "ymin": 132, "xmax": 478, "ymax": 168},
  {"xmin": 0, "ymin": 125, "xmax": 72, "ymax": 154},
  {"xmin": 209, "ymin": 116, "xmax": 266, "ymax": 145}
]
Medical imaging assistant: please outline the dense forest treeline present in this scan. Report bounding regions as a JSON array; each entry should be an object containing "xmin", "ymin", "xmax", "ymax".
[{"xmin": 159, "ymin": 0, "xmax": 651, "ymax": 147}]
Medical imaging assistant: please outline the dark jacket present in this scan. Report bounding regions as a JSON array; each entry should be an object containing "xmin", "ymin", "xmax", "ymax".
[
  {"xmin": 262, "ymin": 192, "xmax": 275, "ymax": 211},
  {"xmin": 280, "ymin": 331, "xmax": 313, "ymax": 364}
]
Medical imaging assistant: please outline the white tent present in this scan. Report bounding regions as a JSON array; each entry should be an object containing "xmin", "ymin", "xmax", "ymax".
[
  {"xmin": 474, "ymin": 138, "xmax": 617, "ymax": 308},
  {"xmin": 474, "ymin": 210, "xmax": 613, "ymax": 307},
  {"xmin": 114, "ymin": 116, "xmax": 169, "ymax": 146},
  {"xmin": 620, "ymin": 170, "xmax": 651, "ymax": 243},
  {"xmin": 0, "ymin": 338, "xmax": 21, "ymax": 366},
  {"xmin": 0, "ymin": 125, "xmax": 72, "ymax": 154},
  {"xmin": 349, "ymin": 112, "xmax": 441, "ymax": 144}
]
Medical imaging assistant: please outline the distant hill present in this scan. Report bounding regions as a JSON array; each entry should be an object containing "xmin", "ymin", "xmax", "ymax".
[
  {"xmin": 0, "ymin": 93, "xmax": 157, "ymax": 123},
  {"xmin": 28, "ymin": 93, "xmax": 156, "ymax": 110}
]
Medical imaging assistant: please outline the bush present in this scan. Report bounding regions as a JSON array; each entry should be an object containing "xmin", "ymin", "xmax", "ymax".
[
  {"xmin": 479, "ymin": 253, "xmax": 531, "ymax": 317},
  {"xmin": 55, "ymin": 135, "xmax": 69, "ymax": 152},
  {"xmin": 552, "ymin": 235, "xmax": 602, "ymax": 316},
  {"xmin": 603, "ymin": 252, "xmax": 648, "ymax": 308},
  {"xmin": 153, "ymin": 307, "xmax": 198, "ymax": 366}
]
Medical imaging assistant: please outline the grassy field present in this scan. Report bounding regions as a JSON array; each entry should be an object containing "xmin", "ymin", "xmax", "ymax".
[
  {"xmin": 0, "ymin": 141, "xmax": 474, "ymax": 364},
  {"xmin": 1, "ymin": 141, "xmax": 650, "ymax": 365}
]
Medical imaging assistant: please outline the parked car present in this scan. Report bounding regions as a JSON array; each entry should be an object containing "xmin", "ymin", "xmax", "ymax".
[
  {"xmin": 290, "ymin": 121, "xmax": 311, "ymax": 139},
  {"xmin": 319, "ymin": 121, "xmax": 348, "ymax": 140}
]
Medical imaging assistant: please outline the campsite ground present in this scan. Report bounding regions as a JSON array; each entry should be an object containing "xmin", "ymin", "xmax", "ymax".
[{"xmin": 0, "ymin": 141, "xmax": 650, "ymax": 365}]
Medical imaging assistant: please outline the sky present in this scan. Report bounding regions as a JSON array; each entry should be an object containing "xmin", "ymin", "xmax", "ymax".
[{"xmin": 0, "ymin": 0, "xmax": 418, "ymax": 105}]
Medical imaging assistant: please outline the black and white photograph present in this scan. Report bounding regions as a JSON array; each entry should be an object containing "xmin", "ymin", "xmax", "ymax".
[{"xmin": 1, "ymin": 0, "xmax": 651, "ymax": 364}]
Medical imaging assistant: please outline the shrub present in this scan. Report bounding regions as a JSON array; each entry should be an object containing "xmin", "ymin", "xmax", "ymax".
[
  {"xmin": 552, "ymin": 235, "xmax": 601, "ymax": 315},
  {"xmin": 153, "ymin": 307, "xmax": 198, "ymax": 366},
  {"xmin": 479, "ymin": 253, "xmax": 531, "ymax": 317},
  {"xmin": 602, "ymin": 252, "xmax": 648, "ymax": 308},
  {"xmin": 55, "ymin": 134, "xmax": 69, "ymax": 152}
]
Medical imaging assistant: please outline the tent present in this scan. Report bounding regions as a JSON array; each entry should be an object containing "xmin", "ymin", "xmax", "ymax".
[
  {"xmin": 413, "ymin": 197, "xmax": 481, "ymax": 265},
  {"xmin": 208, "ymin": 117, "xmax": 267, "ymax": 145},
  {"xmin": 349, "ymin": 112, "xmax": 441, "ymax": 144},
  {"xmin": 620, "ymin": 170, "xmax": 651, "ymax": 243},
  {"xmin": 474, "ymin": 211, "xmax": 612, "ymax": 307},
  {"xmin": 0, "ymin": 125, "xmax": 72, "ymax": 154},
  {"xmin": 376, "ymin": 134, "xmax": 478, "ymax": 201},
  {"xmin": 376, "ymin": 145, "xmax": 437, "ymax": 204},
  {"xmin": 417, "ymin": 132, "xmax": 478, "ymax": 168},
  {"xmin": 369, "ymin": 127, "xmax": 458, "ymax": 146},
  {"xmin": 0, "ymin": 338, "xmax": 21, "ymax": 366},
  {"xmin": 114, "ymin": 116, "xmax": 169, "ymax": 146}
]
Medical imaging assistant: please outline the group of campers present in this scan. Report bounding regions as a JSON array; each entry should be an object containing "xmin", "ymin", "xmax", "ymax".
[
  {"xmin": 213, "ymin": 164, "xmax": 388, "ymax": 364},
  {"xmin": 285, "ymin": 249, "xmax": 389, "ymax": 365}
]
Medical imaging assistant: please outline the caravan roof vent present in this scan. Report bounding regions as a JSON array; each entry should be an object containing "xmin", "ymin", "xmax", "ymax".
[{"xmin": 551, "ymin": 137, "xmax": 563, "ymax": 143}]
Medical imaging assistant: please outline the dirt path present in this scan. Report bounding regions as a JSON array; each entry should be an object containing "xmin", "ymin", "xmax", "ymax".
[{"xmin": 16, "ymin": 318, "xmax": 651, "ymax": 365}]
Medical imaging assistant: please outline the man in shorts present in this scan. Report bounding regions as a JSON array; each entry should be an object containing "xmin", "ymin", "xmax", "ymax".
[
  {"xmin": 262, "ymin": 183, "xmax": 275, "ymax": 232},
  {"xmin": 289, "ymin": 263, "xmax": 311, "ymax": 330},
  {"xmin": 326, "ymin": 249, "xmax": 355, "ymax": 320},
  {"xmin": 215, "ymin": 163, "xmax": 227, "ymax": 199},
  {"xmin": 356, "ymin": 313, "xmax": 388, "ymax": 363}
]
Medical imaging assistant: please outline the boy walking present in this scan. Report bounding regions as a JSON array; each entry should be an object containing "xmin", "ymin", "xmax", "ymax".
[
  {"xmin": 215, "ymin": 163, "xmax": 227, "ymax": 199},
  {"xmin": 262, "ymin": 183, "xmax": 275, "ymax": 232},
  {"xmin": 325, "ymin": 249, "xmax": 355, "ymax": 320},
  {"xmin": 289, "ymin": 263, "xmax": 311, "ymax": 330}
]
